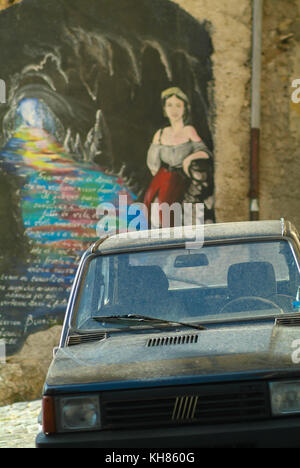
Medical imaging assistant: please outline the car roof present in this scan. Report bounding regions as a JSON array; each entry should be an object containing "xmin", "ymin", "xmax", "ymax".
[{"xmin": 90, "ymin": 219, "xmax": 300, "ymax": 255}]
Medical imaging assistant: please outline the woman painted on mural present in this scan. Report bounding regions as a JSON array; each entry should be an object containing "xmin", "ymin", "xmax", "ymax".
[{"xmin": 144, "ymin": 87, "xmax": 214, "ymax": 225}]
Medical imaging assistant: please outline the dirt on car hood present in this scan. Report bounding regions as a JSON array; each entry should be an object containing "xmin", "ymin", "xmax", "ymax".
[{"xmin": 46, "ymin": 322, "xmax": 300, "ymax": 388}]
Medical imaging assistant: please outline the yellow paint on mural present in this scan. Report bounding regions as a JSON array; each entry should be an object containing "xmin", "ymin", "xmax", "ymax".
[
  {"xmin": 13, "ymin": 127, "xmax": 76, "ymax": 172},
  {"xmin": 0, "ymin": 0, "xmax": 21, "ymax": 10},
  {"xmin": 290, "ymin": 101, "xmax": 300, "ymax": 117}
]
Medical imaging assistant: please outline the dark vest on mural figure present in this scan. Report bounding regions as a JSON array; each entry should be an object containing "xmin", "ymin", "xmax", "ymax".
[{"xmin": 0, "ymin": 0, "xmax": 214, "ymax": 355}]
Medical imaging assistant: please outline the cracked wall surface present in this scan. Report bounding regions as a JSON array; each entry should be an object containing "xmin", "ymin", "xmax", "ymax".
[
  {"xmin": 173, "ymin": 0, "xmax": 300, "ymax": 227},
  {"xmin": 259, "ymin": 0, "xmax": 300, "ymax": 228}
]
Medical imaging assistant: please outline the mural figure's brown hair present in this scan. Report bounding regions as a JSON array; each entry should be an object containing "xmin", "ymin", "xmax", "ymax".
[{"xmin": 161, "ymin": 87, "xmax": 191, "ymax": 124}]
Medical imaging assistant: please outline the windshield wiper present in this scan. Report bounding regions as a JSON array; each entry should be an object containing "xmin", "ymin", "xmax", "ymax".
[{"xmin": 92, "ymin": 313, "xmax": 206, "ymax": 331}]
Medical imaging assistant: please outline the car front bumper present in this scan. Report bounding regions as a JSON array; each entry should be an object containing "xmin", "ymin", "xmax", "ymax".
[{"xmin": 36, "ymin": 417, "xmax": 300, "ymax": 448}]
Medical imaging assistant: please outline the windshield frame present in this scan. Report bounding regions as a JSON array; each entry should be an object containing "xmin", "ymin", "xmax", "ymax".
[{"xmin": 65, "ymin": 235, "xmax": 300, "ymax": 340}]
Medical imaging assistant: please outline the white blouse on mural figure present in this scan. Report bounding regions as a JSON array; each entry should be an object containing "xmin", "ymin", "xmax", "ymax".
[{"xmin": 146, "ymin": 139, "xmax": 211, "ymax": 174}]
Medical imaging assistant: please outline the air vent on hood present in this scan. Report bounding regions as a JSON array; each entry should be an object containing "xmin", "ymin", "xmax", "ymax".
[
  {"xmin": 67, "ymin": 332, "xmax": 107, "ymax": 346},
  {"xmin": 147, "ymin": 334, "xmax": 199, "ymax": 347},
  {"xmin": 275, "ymin": 316, "xmax": 300, "ymax": 327}
]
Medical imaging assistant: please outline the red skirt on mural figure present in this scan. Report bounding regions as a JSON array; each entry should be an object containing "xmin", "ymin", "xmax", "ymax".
[{"xmin": 144, "ymin": 167, "xmax": 187, "ymax": 227}]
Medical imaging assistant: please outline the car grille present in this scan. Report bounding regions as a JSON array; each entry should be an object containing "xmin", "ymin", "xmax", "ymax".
[
  {"xmin": 67, "ymin": 332, "xmax": 107, "ymax": 346},
  {"xmin": 102, "ymin": 381, "xmax": 270, "ymax": 429}
]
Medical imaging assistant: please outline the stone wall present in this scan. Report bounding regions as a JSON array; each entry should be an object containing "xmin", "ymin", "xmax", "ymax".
[
  {"xmin": 173, "ymin": 0, "xmax": 253, "ymax": 222},
  {"xmin": 173, "ymin": 0, "xmax": 300, "ymax": 228},
  {"xmin": 260, "ymin": 0, "xmax": 300, "ymax": 228},
  {"xmin": 0, "ymin": 326, "xmax": 61, "ymax": 406}
]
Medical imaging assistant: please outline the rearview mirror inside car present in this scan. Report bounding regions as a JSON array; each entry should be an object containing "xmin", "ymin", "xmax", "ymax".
[{"xmin": 174, "ymin": 253, "xmax": 209, "ymax": 268}]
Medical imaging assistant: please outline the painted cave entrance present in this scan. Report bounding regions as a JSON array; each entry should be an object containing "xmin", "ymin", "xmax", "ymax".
[{"xmin": 0, "ymin": 0, "xmax": 214, "ymax": 354}]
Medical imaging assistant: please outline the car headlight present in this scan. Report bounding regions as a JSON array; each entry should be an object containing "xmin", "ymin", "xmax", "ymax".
[
  {"xmin": 269, "ymin": 381, "xmax": 300, "ymax": 416},
  {"xmin": 57, "ymin": 395, "xmax": 101, "ymax": 433}
]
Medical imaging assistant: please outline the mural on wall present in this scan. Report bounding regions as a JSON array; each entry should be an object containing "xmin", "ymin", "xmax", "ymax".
[
  {"xmin": 144, "ymin": 86, "xmax": 213, "ymax": 226},
  {"xmin": 0, "ymin": 0, "xmax": 214, "ymax": 354}
]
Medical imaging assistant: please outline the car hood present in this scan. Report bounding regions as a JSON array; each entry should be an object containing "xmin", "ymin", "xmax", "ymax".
[{"xmin": 46, "ymin": 322, "xmax": 300, "ymax": 388}]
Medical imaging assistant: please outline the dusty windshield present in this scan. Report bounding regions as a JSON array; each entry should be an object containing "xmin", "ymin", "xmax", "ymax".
[{"xmin": 74, "ymin": 240, "xmax": 300, "ymax": 330}]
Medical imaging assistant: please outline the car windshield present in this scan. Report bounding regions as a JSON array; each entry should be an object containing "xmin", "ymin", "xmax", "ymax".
[{"xmin": 74, "ymin": 240, "xmax": 300, "ymax": 330}]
